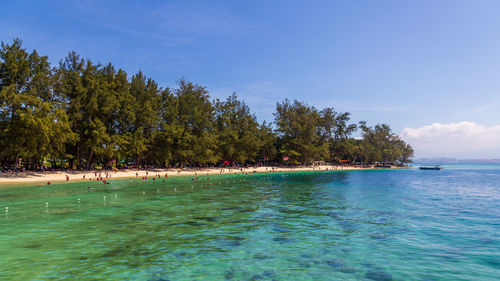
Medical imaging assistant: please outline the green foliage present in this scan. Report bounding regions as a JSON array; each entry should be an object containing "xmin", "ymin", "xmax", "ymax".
[
  {"xmin": 0, "ymin": 38, "xmax": 414, "ymax": 169},
  {"xmin": 273, "ymin": 100, "xmax": 413, "ymax": 165},
  {"xmin": 358, "ymin": 121, "xmax": 414, "ymax": 164},
  {"xmin": 215, "ymin": 93, "xmax": 263, "ymax": 163},
  {"xmin": 274, "ymin": 99, "xmax": 327, "ymax": 164},
  {"xmin": 256, "ymin": 121, "xmax": 277, "ymax": 162},
  {"xmin": 169, "ymin": 79, "xmax": 218, "ymax": 165},
  {"xmin": 0, "ymin": 39, "xmax": 72, "ymax": 168}
]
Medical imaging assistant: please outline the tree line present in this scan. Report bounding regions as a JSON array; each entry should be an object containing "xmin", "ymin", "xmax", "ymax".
[{"xmin": 0, "ymin": 39, "xmax": 413, "ymax": 170}]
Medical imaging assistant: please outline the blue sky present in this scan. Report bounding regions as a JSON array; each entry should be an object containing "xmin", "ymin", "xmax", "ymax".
[{"xmin": 2, "ymin": 0, "xmax": 500, "ymax": 158}]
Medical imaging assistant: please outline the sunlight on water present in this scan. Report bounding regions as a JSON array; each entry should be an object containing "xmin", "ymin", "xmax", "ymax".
[{"xmin": 1, "ymin": 167, "xmax": 499, "ymax": 280}]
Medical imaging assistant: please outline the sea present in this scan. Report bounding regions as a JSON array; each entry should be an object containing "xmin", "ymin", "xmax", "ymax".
[{"xmin": 0, "ymin": 164, "xmax": 499, "ymax": 280}]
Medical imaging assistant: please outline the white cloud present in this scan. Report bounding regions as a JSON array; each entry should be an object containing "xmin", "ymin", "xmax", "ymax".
[{"xmin": 401, "ymin": 121, "xmax": 500, "ymax": 158}]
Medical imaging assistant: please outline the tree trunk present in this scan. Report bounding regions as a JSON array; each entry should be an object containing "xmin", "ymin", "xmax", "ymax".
[
  {"xmin": 77, "ymin": 144, "xmax": 82, "ymax": 169},
  {"xmin": 88, "ymin": 147, "xmax": 94, "ymax": 169}
]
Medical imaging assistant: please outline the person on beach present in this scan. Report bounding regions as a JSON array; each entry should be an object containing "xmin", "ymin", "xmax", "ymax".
[{"xmin": 66, "ymin": 175, "xmax": 69, "ymax": 181}]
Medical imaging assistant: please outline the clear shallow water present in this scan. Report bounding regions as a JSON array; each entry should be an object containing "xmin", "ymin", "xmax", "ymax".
[{"xmin": 0, "ymin": 167, "xmax": 499, "ymax": 280}]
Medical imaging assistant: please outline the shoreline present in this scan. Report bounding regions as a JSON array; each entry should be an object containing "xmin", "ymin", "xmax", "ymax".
[{"xmin": 0, "ymin": 165, "xmax": 407, "ymax": 185}]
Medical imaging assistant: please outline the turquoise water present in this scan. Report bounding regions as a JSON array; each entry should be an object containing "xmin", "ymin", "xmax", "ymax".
[{"xmin": 0, "ymin": 166, "xmax": 499, "ymax": 280}]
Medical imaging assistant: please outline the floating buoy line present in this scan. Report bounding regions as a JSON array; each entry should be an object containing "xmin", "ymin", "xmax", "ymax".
[{"xmin": 2, "ymin": 173, "xmax": 262, "ymax": 216}]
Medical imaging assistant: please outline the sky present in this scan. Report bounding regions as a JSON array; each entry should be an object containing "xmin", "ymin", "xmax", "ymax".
[{"xmin": 2, "ymin": 0, "xmax": 500, "ymax": 158}]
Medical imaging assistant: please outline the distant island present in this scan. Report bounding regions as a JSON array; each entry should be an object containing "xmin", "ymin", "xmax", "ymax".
[
  {"xmin": 415, "ymin": 158, "xmax": 500, "ymax": 164},
  {"xmin": 0, "ymin": 39, "xmax": 413, "ymax": 171}
]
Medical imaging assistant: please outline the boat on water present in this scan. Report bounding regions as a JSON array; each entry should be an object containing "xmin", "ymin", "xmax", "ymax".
[{"xmin": 419, "ymin": 165, "xmax": 443, "ymax": 170}]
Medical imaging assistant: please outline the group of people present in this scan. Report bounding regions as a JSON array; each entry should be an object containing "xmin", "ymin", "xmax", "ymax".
[{"xmin": 136, "ymin": 171, "xmax": 169, "ymax": 181}]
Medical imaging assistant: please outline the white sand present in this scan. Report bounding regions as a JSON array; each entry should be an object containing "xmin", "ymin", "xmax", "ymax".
[{"xmin": 0, "ymin": 165, "xmax": 375, "ymax": 184}]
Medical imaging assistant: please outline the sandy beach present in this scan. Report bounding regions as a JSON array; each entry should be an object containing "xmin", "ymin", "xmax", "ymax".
[{"xmin": 0, "ymin": 165, "xmax": 383, "ymax": 185}]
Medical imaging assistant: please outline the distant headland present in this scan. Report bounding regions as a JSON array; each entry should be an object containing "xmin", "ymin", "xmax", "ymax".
[{"xmin": 415, "ymin": 158, "xmax": 500, "ymax": 164}]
